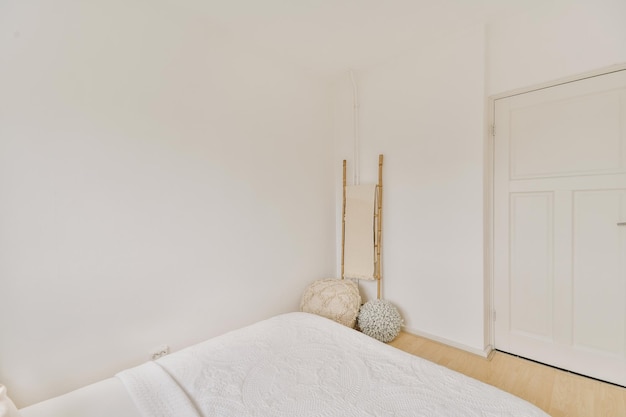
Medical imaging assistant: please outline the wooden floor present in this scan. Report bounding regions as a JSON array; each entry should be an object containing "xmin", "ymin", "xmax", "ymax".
[{"xmin": 389, "ymin": 332, "xmax": 626, "ymax": 417}]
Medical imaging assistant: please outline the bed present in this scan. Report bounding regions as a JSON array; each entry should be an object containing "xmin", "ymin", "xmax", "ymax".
[{"xmin": 18, "ymin": 312, "xmax": 550, "ymax": 417}]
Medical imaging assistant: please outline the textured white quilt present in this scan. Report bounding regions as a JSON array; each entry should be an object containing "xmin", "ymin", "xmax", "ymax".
[{"xmin": 118, "ymin": 312, "xmax": 550, "ymax": 417}]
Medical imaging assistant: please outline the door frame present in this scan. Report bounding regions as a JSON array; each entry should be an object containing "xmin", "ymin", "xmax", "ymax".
[{"xmin": 485, "ymin": 63, "xmax": 626, "ymax": 350}]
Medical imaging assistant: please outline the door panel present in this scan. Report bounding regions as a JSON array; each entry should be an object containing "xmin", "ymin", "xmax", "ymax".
[
  {"xmin": 572, "ymin": 190, "xmax": 626, "ymax": 355},
  {"xmin": 494, "ymin": 69, "xmax": 626, "ymax": 386},
  {"xmin": 509, "ymin": 192, "xmax": 553, "ymax": 339},
  {"xmin": 510, "ymin": 90, "xmax": 622, "ymax": 178}
]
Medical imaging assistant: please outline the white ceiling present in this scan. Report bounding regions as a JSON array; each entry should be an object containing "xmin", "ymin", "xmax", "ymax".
[{"xmin": 175, "ymin": 0, "xmax": 544, "ymax": 78}]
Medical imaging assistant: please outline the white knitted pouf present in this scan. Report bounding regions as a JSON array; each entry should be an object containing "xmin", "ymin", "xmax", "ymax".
[
  {"xmin": 357, "ymin": 299, "xmax": 403, "ymax": 343},
  {"xmin": 300, "ymin": 278, "xmax": 361, "ymax": 328}
]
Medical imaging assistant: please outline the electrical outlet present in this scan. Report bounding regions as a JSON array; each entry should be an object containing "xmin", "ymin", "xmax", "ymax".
[{"xmin": 149, "ymin": 344, "xmax": 170, "ymax": 360}]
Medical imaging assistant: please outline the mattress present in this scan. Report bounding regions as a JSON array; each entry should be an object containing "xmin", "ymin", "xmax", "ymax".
[
  {"xmin": 117, "ymin": 312, "xmax": 550, "ymax": 417},
  {"xmin": 19, "ymin": 377, "xmax": 140, "ymax": 417}
]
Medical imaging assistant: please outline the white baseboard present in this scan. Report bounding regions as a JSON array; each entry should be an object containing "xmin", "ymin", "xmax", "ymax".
[{"xmin": 402, "ymin": 326, "xmax": 493, "ymax": 358}]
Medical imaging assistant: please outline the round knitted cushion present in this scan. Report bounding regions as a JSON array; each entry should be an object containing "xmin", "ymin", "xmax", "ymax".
[
  {"xmin": 357, "ymin": 299, "xmax": 403, "ymax": 342},
  {"xmin": 300, "ymin": 279, "xmax": 361, "ymax": 328}
]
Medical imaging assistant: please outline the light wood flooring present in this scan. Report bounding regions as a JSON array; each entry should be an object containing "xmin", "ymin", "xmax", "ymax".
[{"xmin": 389, "ymin": 332, "xmax": 626, "ymax": 417}]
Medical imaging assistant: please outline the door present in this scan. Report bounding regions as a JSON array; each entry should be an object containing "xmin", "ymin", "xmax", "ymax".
[{"xmin": 494, "ymin": 69, "xmax": 626, "ymax": 386}]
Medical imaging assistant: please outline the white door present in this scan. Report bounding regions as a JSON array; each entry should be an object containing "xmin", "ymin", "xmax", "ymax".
[{"xmin": 494, "ymin": 69, "xmax": 626, "ymax": 386}]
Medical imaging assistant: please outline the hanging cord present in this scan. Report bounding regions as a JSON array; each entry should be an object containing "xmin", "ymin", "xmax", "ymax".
[
  {"xmin": 349, "ymin": 70, "xmax": 361, "ymax": 291},
  {"xmin": 349, "ymin": 70, "xmax": 360, "ymax": 185}
]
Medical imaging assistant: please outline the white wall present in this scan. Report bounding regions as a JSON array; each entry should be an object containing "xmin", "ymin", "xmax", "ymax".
[
  {"xmin": 0, "ymin": 0, "xmax": 335, "ymax": 407},
  {"xmin": 334, "ymin": 25, "xmax": 488, "ymax": 353},
  {"xmin": 488, "ymin": 0, "xmax": 626, "ymax": 95}
]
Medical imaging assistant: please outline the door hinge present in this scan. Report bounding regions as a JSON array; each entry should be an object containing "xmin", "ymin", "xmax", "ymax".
[
  {"xmin": 490, "ymin": 124, "xmax": 496, "ymax": 137},
  {"xmin": 493, "ymin": 310, "xmax": 497, "ymax": 321}
]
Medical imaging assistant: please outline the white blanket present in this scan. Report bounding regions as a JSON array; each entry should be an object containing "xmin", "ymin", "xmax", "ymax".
[
  {"xmin": 117, "ymin": 362, "xmax": 198, "ymax": 417},
  {"xmin": 118, "ymin": 313, "xmax": 550, "ymax": 417}
]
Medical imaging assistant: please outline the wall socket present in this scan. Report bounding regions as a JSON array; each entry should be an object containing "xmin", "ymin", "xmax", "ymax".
[{"xmin": 149, "ymin": 344, "xmax": 170, "ymax": 360}]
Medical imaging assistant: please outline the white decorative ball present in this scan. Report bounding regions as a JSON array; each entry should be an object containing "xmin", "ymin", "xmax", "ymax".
[{"xmin": 358, "ymin": 299, "xmax": 403, "ymax": 343}]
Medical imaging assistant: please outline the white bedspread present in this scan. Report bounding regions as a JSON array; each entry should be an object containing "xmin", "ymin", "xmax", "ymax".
[{"xmin": 118, "ymin": 312, "xmax": 550, "ymax": 417}]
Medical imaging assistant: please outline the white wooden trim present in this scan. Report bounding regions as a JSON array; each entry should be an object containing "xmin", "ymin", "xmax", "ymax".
[
  {"xmin": 490, "ymin": 63, "xmax": 626, "ymax": 101},
  {"xmin": 484, "ymin": 90, "xmax": 495, "ymax": 350}
]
